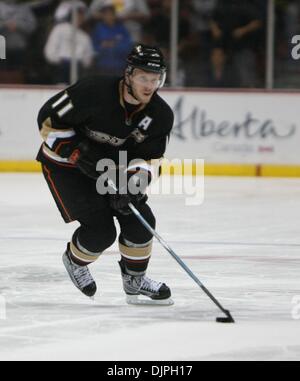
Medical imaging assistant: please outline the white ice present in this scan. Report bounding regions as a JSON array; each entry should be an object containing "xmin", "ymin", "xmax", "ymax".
[{"xmin": 0, "ymin": 174, "xmax": 300, "ymax": 361}]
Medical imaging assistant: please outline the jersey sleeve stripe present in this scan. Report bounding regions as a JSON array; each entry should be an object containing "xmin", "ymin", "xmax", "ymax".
[
  {"xmin": 40, "ymin": 117, "xmax": 75, "ymax": 140},
  {"xmin": 46, "ymin": 130, "xmax": 76, "ymax": 148}
]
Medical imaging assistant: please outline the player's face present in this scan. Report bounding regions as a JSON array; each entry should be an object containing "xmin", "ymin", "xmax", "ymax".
[{"xmin": 130, "ymin": 69, "xmax": 161, "ymax": 103}]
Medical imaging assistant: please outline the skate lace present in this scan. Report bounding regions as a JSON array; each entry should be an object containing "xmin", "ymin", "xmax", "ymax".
[
  {"xmin": 140, "ymin": 276, "xmax": 162, "ymax": 293},
  {"xmin": 73, "ymin": 266, "xmax": 93, "ymax": 288}
]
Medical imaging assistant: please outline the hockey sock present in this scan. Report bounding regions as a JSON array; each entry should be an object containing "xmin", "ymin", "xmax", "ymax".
[
  {"xmin": 119, "ymin": 235, "xmax": 152, "ymax": 274},
  {"xmin": 69, "ymin": 230, "xmax": 102, "ymax": 266}
]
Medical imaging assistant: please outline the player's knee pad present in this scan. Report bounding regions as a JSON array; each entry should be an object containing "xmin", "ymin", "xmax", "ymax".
[
  {"xmin": 140, "ymin": 204, "xmax": 156, "ymax": 229},
  {"xmin": 78, "ymin": 225, "xmax": 116, "ymax": 252},
  {"xmin": 71, "ymin": 226, "xmax": 116, "ymax": 265},
  {"xmin": 74, "ymin": 210, "xmax": 117, "ymax": 258},
  {"xmin": 122, "ymin": 205, "xmax": 156, "ymax": 244},
  {"xmin": 70, "ymin": 229, "xmax": 103, "ymax": 265}
]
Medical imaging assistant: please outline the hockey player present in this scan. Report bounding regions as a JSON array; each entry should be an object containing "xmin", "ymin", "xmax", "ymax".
[{"xmin": 36, "ymin": 45, "xmax": 174, "ymax": 305}]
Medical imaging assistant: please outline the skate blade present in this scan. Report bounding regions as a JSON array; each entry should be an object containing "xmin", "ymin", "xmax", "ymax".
[{"xmin": 126, "ymin": 295, "xmax": 174, "ymax": 306}]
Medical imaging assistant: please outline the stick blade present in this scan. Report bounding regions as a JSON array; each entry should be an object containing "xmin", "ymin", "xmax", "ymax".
[{"xmin": 216, "ymin": 310, "xmax": 235, "ymax": 323}]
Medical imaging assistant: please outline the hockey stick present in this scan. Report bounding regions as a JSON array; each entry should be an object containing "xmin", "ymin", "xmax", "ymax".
[{"xmin": 127, "ymin": 201, "xmax": 235, "ymax": 323}]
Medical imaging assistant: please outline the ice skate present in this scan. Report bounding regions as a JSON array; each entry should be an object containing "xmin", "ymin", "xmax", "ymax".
[
  {"xmin": 119, "ymin": 260, "xmax": 173, "ymax": 305},
  {"xmin": 63, "ymin": 244, "xmax": 97, "ymax": 298}
]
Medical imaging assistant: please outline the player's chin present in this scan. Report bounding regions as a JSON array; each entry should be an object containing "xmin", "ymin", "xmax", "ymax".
[{"xmin": 140, "ymin": 94, "xmax": 153, "ymax": 103}]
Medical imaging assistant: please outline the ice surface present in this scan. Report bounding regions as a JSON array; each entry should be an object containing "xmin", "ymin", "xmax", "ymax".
[{"xmin": 0, "ymin": 174, "xmax": 300, "ymax": 361}]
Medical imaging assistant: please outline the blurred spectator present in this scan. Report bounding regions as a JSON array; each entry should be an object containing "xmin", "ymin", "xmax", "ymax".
[
  {"xmin": 90, "ymin": 0, "xmax": 150, "ymax": 43},
  {"xmin": 210, "ymin": 0, "xmax": 263, "ymax": 87},
  {"xmin": 146, "ymin": 0, "xmax": 161, "ymax": 14},
  {"xmin": 189, "ymin": 0, "xmax": 217, "ymax": 41},
  {"xmin": 172, "ymin": 0, "xmax": 217, "ymax": 87},
  {"xmin": 25, "ymin": 0, "xmax": 59, "ymax": 84},
  {"xmin": 54, "ymin": 0, "xmax": 87, "ymax": 23},
  {"xmin": 28, "ymin": 0, "xmax": 56, "ymax": 14},
  {"xmin": 272, "ymin": 0, "xmax": 300, "ymax": 88},
  {"xmin": 91, "ymin": 3, "xmax": 132, "ymax": 76},
  {"xmin": 0, "ymin": 0, "xmax": 37, "ymax": 82},
  {"xmin": 188, "ymin": 0, "xmax": 217, "ymax": 57},
  {"xmin": 209, "ymin": 47, "xmax": 237, "ymax": 87},
  {"xmin": 143, "ymin": 0, "xmax": 190, "ymax": 51},
  {"xmin": 143, "ymin": 0, "xmax": 190, "ymax": 86},
  {"xmin": 284, "ymin": 0, "xmax": 300, "ymax": 45},
  {"xmin": 44, "ymin": 1, "xmax": 94, "ymax": 83}
]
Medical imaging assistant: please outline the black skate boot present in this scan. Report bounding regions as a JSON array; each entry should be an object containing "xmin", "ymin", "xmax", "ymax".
[
  {"xmin": 118, "ymin": 260, "xmax": 173, "ymax": 305},
  {"xmin": 62, "ymin": 244, "xmax": 97, "ymax": 298}
]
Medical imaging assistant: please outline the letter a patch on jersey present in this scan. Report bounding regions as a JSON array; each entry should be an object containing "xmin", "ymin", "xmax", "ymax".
[{"xmin": 138, "ymin": 116, "xmax": 153, "ymax": 131}]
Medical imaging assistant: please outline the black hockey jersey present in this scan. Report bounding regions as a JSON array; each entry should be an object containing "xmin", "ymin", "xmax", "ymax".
[{"xmin": 36, "ymin": 76, "xmax": 174, "ymax": 168}]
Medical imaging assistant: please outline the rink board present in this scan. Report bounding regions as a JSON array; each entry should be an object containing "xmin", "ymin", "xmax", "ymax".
[
  {"xmin": 1, "ymin": 160, "xmax": 300, "ymax": 178},
  {"xmin": 0, "ymin": 87, "xmax": 300, "ymax": 177}
]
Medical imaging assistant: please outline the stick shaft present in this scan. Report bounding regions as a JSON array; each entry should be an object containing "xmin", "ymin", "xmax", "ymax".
[{"xmin": 128, "ymin": 202, "xmax": 230, "ymax": 316}]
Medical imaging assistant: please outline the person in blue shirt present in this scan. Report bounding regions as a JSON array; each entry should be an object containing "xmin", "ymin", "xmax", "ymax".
[{"xmin": 92, "ymin": 4, "xmax": 133, "ymax": 76}]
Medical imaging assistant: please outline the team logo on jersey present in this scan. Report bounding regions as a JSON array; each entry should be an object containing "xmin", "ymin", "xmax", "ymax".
[
  {"xmin": 85, "ymin": 128, "xmax": 148, "ymax": 146},
  {"xmin": 138, "ymin": 116, "xmax": 153, "ymax": 131},
  {"xmin": 85, "ymin": 129, "xmax": 127, "ymax": 146}
]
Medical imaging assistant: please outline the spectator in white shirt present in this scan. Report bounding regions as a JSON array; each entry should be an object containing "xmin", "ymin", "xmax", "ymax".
[
  {"xmin": 54, "ymin": 0, "xmax": 86, "ymax": 23},
  {"xmin": 44, "ymin": 2, "xmax": 94, "ymax": 83}
]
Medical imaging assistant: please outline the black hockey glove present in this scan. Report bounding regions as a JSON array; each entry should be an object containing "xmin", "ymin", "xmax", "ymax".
[
  {"xmin": 109, "ymin": 192, "xmax": 148, "ymax": 216},
  {"xmin": 109, "ymin": 168, "xmax": 151, "ymax": 215},
  {"xmin": 69, "ymin": 140, "xmax": 100, "ymax": 180}
]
